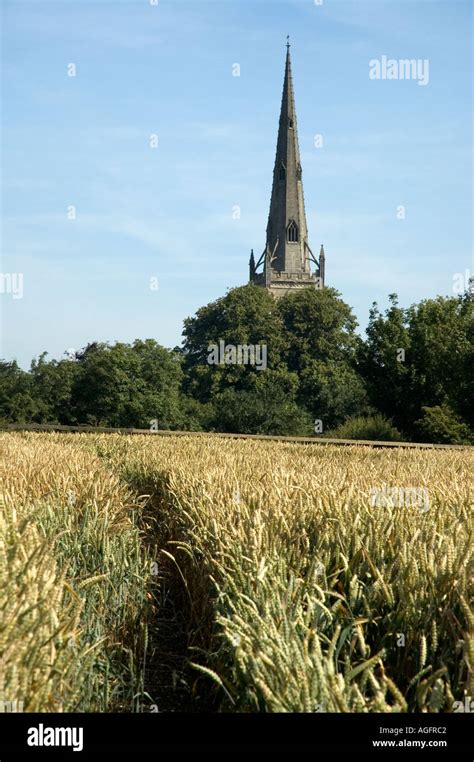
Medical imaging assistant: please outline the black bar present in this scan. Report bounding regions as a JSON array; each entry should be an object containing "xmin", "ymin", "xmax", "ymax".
[{"xmin": 0, "ymin": 712, "xmax": 471, "ymax": 759}]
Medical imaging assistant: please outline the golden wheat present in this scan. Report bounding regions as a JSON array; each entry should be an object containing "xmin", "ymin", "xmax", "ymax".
[
  {"xmin": 0, "ymin": 433, "xmax": 149, "ymax": 712},
  {"xmin": 0, "ymin": 432, "xmax": 472, "ymax": 712}
]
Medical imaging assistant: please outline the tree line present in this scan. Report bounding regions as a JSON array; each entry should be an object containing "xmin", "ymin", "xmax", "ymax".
[{"xmin": 1, "ymin": 286, "xmax": 472, "ymax": 444}]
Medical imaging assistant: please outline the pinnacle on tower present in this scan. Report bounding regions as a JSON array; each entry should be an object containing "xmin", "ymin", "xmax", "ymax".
[
  {"xmin": 319, "ymin": 244, "xmax": 325, "ymax": 286},
  {"xmin": 249, "ymin": 249, "xmax": 255, "ymax": 280}
]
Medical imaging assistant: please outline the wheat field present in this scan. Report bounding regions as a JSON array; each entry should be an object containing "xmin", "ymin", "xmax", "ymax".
[{"xmin": 0, "ymin": 432, "xmax": 472, "ymax": 712}]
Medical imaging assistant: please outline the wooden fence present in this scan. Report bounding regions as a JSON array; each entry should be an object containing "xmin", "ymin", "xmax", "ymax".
[{"xmin": 0, "ymin": 423, "xmax": 472, "ymax": 450}]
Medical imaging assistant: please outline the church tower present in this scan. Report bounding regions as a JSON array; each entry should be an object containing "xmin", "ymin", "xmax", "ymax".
[{"xmin": 250, "ymin": 40, "xmax": 325, "ymax": 297}]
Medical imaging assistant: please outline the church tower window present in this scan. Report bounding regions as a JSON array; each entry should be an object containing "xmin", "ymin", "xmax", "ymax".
[{"xmin": 287, "ymin": 220, "xmax": 298, "ymax": 242}]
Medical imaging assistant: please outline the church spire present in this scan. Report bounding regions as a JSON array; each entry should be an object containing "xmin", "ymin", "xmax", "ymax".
[
  {"xmin": 265, "ymin": 41, "xmax": 309, "ymax": 275},
  {"xmin": 249, "ymin": 41, "xmax": 326, "ymax": 296}
]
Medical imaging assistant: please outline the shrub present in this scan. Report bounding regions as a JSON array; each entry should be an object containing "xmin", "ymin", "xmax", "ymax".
[
  {"xmin": 325, "ymin": 414, "xmax": 402, "ymax": 441},
  {"xmin": 414, "ymin": 404, "xmax": 474, "ymax": 445}
]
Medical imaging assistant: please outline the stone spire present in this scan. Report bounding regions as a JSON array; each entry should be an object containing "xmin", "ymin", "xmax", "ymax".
[
  {"xmin": 265, "ymin": 37, "xmax": 309, "ymax": 275},
  {"xmin": 250, "ymin": 40, "xmax": 325, "ymax": 297}
]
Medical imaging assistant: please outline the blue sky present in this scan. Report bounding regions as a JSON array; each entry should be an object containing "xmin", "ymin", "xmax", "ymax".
[{"xmin": 1, "ymin": 0, "xmax": 472, "ymax": 368}]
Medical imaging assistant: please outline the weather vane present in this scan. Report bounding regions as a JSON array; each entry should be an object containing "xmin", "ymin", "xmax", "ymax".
[{"xmin": 287, "ymin": 35, "xmax": 290, "ymax": 50}]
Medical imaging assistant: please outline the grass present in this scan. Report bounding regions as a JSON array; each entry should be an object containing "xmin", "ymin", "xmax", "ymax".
[{"xmin": 0, "ymin": 432, "xmax": 472, "ymax": 712}]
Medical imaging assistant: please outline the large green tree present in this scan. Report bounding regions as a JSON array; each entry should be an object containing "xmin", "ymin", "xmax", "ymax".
[
  {"xmin": 181, "ymin": 284, "xmax": 369, "ymax": 434},
  {"xmin": 182, "ymin": 284, "xmax": 294, "ymax": 399},
  {"xmin": 29, "ymin": 352, "xmax": 79, "ymax": 424},
  {"xmin": 407, "ymin": 294, "xmax": 474, "ymax": 429},
  {"xmin": 359, "ymin": 292, "xmax": 474, "ymax": 440},
  {"xmin": 278, "ymin": 287, "xmax": 370, "ymax": 429},
  {"xmin": 181, "ymin": 285, "xmax": 310, "ymax": 434},
  {"xmin": 357, "ymin": 294, "xmax": 411, "ymax": 430},
  {"xmin": 0, "ymin": 360, "xmax": 37, "ymax": 422},
  {"xmin": 71, "ymin": 340, "xmax": 193, "ymax": 429}
]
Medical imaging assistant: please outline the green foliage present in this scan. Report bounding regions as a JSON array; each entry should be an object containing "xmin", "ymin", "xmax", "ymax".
[
  {"xmin": 406, "ymin": 294, "xmax": 474, "ymax": 429},
  {"xmin": 300, "ymin": 360, "xmax": 371, "ymax": 429},
  {"xmin": 1, "ymin": 341, "xmax": 200, "ymax": 430},
  {"xmin": 279, "ymin": 286, "xmax": 360, "ymax": 367},
  {"xmin": 182, "ymin": 284, "xmax": 289, "ymax": 401},
  {"xmin": 30, "ymin": 352, "xmax": 79, "ymax": 423},
  {"xmin": 325, "ymin": 414, "xmax": 402, "ymax": 442},
  {"xmin": 1, "ymin": 289, "xmax": 473, "ymax": 441},
  {"xmin": 414, "ymin": 404, "xmax": 474, "ymax": 445},
  {"xmin": 0, "ymin": 360, "xmax": 38, "ymax": 422},
  {"xmin": 71, "ymin": 340, "xmax": 187, "ymax": 429},
  {"xmin": 359, "ymin": 293, "xmax": 474, "ymax": 439},
  {"xmin": 278, "ymin": 288, "xmax": 369, "ymax": 427},
  {"xmin": 357, "ymin": 294, "xmax": 411, "ymax": 429},
  {"xmin": 210, "ymin": 375, "xmax": 313, "ymax": 436},
  {"xmin": 181, "ymin": 285, "xmax": 367, "ymax": 433}
]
